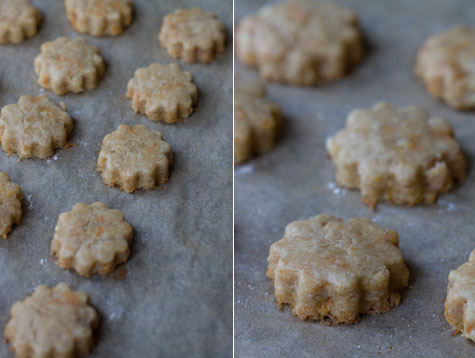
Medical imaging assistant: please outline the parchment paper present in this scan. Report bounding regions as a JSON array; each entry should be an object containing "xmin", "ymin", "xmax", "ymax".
[
  {"xmin": 235, "ymin": 1, "xmax": 475, "ymax": 357},
  {"xmin": 0, "ymin": 1, "xmax": 232, "ymax": 357}
]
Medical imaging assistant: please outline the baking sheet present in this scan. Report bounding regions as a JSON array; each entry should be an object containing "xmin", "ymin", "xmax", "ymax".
[
  {"xmin": 0, "ymin": 1, "xmax": 232, "ymax": 357},
  {"xmin": 234, "ymin": 1, "xmax": 475, "ymax": 357}
]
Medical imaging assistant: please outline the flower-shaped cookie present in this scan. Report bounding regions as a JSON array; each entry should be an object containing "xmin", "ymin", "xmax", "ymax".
[
  {"xmin": 4, "ymin": 283, "xmax": 99, "ymax": 358},
  {"xmin": 445, "ymin": 249, "xmax": 475, "ymax": 342},
  {"xmin": 415, "ymin": 25, "xmax": 475, "ymax": 110},
  {"xmin": 0, "ymin": 0, "xmax": 42, "ymax": 44},
  {"xmin": 267, "ymin": 215, "xmax": 409, "ymax": 324},
  {"xmin": 236, "ymin": 0, "xmax": 364, "ymax": 85},
  {"xmin": 97, "ymin": 125, "xmax": 173, "ymax": 193},
  {"xmin": 0, "ymin": 95, "xmax": 73, "ymax": 159},
  {"xmin": 65, "ymin": 0, "xmax": 132, "ymax": 37},
  {"xmin": 126, "ymin": 63, "xmax": 198, "ymax": 123},
  {"xmin": 159, "ymin": 8, "xmax": 226, "ymax": 63},
  {"xmin": 326, "ymin": 102, "xmax": 466, "ymax": 209},
  {"xmin": 234, "ymin": 81, "xmax": 281, "ymax": 164},
  {"xmin": 0, "ymin": 172, "xmax": 22, "ymax": 239},
  {"xmin": 34, "ymin": 37, "xmax": 105, "ymax": 95},
  {"xmin": 51, "ymin": 202, "xmax": 133, "ymax": 277}
]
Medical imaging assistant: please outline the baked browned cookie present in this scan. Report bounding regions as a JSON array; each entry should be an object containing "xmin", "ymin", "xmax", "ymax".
[
  {"xmin": 51, "ymin": 202, "xmax": 133, "ymax": 277},
  {"xmin": 97, "ymin": 124, "xmax": 173, "ymax": 193},
  {"xmin": 34, "ymin": 37, "xmax": 105, "ymax": 95},
  {"xmin": 267, "ymin": 215, "xmax": 409, "ymax": 324},
  {"xmin": 236, "ymin": 0, "xmax": 363, "ymax": 85},
  {"xmin": 0, "ymin": 0, "xmax": 42, "ymax": 44},
  {"xmin": 4, "ymin": 283, "xmax": 99, "ymax": 358},
  {"xmin": 445, "ymin": 249, "xmax": 475, "ymax": 342},
  {"xmin": 159, "ymin": 8, "xmax": 226, "ymax": 63},
  {"xmin": 0, "ymin": 172, "xmax": 22, "ymax": 239},
  {"xmin": 234, "ymin": 80, "xmax": 281, "ymax": 164},
  {"xmin": 327, "ymin": 102, "xmax": 466, "ymax": 208},
  {"xmin": 415, "ymin": 25, "xmax": 475, "ymax": 110},
  {"xmin": 0, "ymin": 95, "xmax": 73, "ymax": 159},
  {"xmin": 65, "ymin": 0, "xmax": 132, "ymax": 36}
]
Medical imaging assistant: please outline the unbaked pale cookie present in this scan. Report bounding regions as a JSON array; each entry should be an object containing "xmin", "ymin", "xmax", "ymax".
[
  {"xmin": 234, "ymin": 80, "xmax": 281, "ymax": 164},
  {"xmin": 0, "ymin": 95, "xmax": 73, "ymax": 159},
  {"xmin": 97, "ymin": 124, "xmax": 173, "ymax": 193},
  {"xmin": 326, "ymin": 102, "xmax": 466, "ymax": 208},
  {"xmin": 236, "ymin": 0, "xmax": 363, "ymax": 85},
  {"xmin": 0, "ymin": 0, "xmax": 42, "ymax": 44},
  {"xmin": 445, "ymin": 249, "xmax": 475, "ymax": 342},
  {"xmin": 0, "ymin": 172, "xmax": 22, "ymax": 239},
  {"xmin": 34, "ymin": 37, "xmax": 105, "ymax": 95},
  {"xmin": 159, "ymin": 8, "xmax": 226, "ymax": 63},
  {"xmin": 126, "ymin": 63, "xmax": 197, "ymax": 123},
  {"xmin": 4, "ymin": 283, "xmax": 99, "ymax": 358},
  {"xmin": 415, "ymin": 26, "xmax": 475, "ymax": 110},
  {"xmin": 51, "ymin": 202, "xmax": 133, "ymax": 277},
  {"xmin": 267, "ymin": 215, "xmax": 409, "ymax": 324},
  {"xmin": 65, "ymin": 0, "xmax": 132, "ymax": 37}
]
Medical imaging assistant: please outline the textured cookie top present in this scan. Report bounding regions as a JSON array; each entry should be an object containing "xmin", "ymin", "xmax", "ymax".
[
  {"xmin": 327, "ymin": 102, "xmax": 466, "ymax": 207},
  {"xmin": 0, "ymin": 0, "xmax": 42, "ymax": 44},
  {"xmin": 65, "ymin": 0, "xmax": 132, "ymax": 36},
  {"xmin": 0, "ymin": 95, "xmax": 73, "ymax": 159},
  {"xmin": 415, "ymin": 26, "xmax": 475, "ymax": 110},
  {"xmin": 34, "ymin": 37, "xmax": 105, "ymax": 95},
  {"xmin": 236, "ymin": 0, "xmax": 363, "ymax": 85},
  {"xmin": 4, "ymin": 283, "xmax": 99, "ymax": 358},
  {"xmin": 159, "ymin": 8, "xmax": 226, "ymax": 63},
  {"xmin": 445, "ymin": 249, "xmax": 475, "ymax": 342},
  {"xmin": 234, "ymin": 81, "xmax": 281, "ymax": 164},
  {"xmin": 0, "ymin": 172, "xmax": 22, "ymax": 239},
  {"xmin": 126, "ymin": 63, "xmax": 198, "ymax": 123},
  {"xmin": 268, "ymin": 215, "xmax": 407, "ymax": 286},
  {"xmin": 51, "ymin": 202, "xmax": 133, "ymax": 277},
  {"xmin": 267, "ymin": 215, "xmax": 409, "ymax": 324},
  {"xmin": 97, "ymin": 124, "xmax": 172, "ymax": 193}
]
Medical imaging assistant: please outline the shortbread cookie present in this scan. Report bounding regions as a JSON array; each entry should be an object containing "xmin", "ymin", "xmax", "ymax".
[
  {"xmin": 65, "ymin": 0, "xmax": 132, "ymax": 37},
  {"xmin": 4, "ymin": 283, "xmax": 99, "ymax": 358},
  {"xmin": 159, "ymin": 8, "xmax": 226, "ymax": 63},
  {"xmin": 0, "ymin": 0, "xmax": 42, "ymax": 44},
  {"xmin": 126, "ymin": 63, "xmax": 197, "ymax": 123},
  {"xmin": 326, "ymin": 102, "xmax": 466, "ymax": 208},
  {"xmin": 34, "ymin": 37, "xmax": 105, "ymax": 95},
  {"xmin": 415, "ymin": 26, "xmax": 475, "ymax": 110},
  {"xmin": 236, "ymin": 0, "xmax": 363, "ymax": 85},
  {"xmin": 445, "ymin": 249, "xmax": 475, "ymax": 342},
  {"xmin": 267, "ymin": 215, "xmax": 409, "ymax": 324},
  {"xmin": 97, "ymin": 124, "xmax": 173, "ymax": 193},
  {"xmin": 234, "ymin": 81, "xmax": 281, "ymax": 164},
  {"xmin": 51, "ymin": 202, "xmax": 133, "ymax": 277},
  {"xmin": 0, "ymin": 95, "xmax": 73, "ymax": 159},
  {"xmin": 0, "ymin": 172, "xmax": 22, "ymax": 239}
]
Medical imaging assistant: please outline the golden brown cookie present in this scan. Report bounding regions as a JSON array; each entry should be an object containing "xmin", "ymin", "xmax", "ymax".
[
  {"xmin": 236, "ymin": 0, "xmax": 363, "ymax": 85},
  {"xmin": 4, "ymin": 283, "xmax": 99, "ymax": 358},
  {"xmin": 267, "ymin": 215, "xmax": 409, "ymax": 324},
  {"xmin": 415, "ymin": 25, "xmax": 475, "ymax": 110},
  {"xmin": 445, "ymin": 249, "xmax": 475, "ymax": 342},
  {"xmin": 159, "ymin": 8, "xmax": 226, "ymax": 63},
  {"xmin": 326, "ymin": 102, "xmax": 466, "ymax": 209},
  {"xmin": 0, "ymin": 95, "xmax": 73, "ymax": 159},
  {"xmin": 51, "ymin": 202, "xmax": 133, "ymax": 277},
  {"xmin": 65, "ymin": 0, "xmax": 132, "ymax": 37},
  {"xmin": 0, "ymin": 172, "xmax": 22, "ymax": 239},
  {"xmin": 34, "ymin": 37, "xmax": 105, "ymax": 95},
  {"xmin": 0, "ymin": 0, "xmax": 42, "ymax": 44},
  {"xmin": 126, "ymin": 63, "xmax": 198, "ymax": 123},
  {"xmin": 234, "ymin": 81, "xmax": 281, "ymax": 164},
  {"xmin": 97, "ymin": 124, "xmax": 173, "ymax": 193}
]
